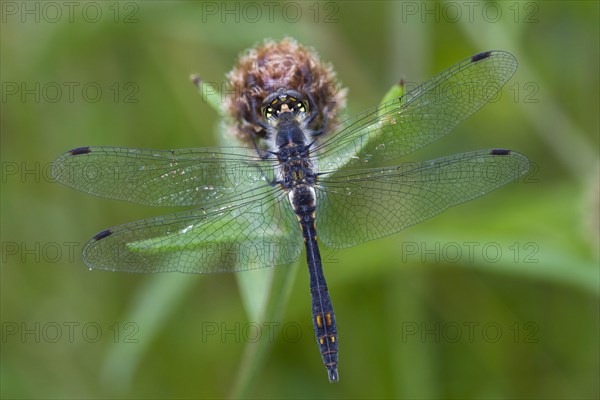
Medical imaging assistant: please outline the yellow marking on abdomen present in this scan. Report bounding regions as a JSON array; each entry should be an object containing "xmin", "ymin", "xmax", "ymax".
[
  {"xmin": 319, "ymin": 338, "xmax": 325, "ymax": 345},
  {"xmin": 316, "ymin": 314, "xmax": 323, "ymax": 328},
  {"xmin": 325, "ymin": 313, "xmax": 332, "ymax": 327}
]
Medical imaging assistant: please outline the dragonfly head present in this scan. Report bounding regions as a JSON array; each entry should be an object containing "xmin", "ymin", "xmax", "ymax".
[{"xmin": 261, "ymin": 88, "xmax": 308, "ymax": 124}]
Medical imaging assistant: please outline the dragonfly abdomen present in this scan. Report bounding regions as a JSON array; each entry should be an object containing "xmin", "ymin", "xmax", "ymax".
[{"xmin": 291, "ymin": 186, "xmax": 339, "ymax": 383}]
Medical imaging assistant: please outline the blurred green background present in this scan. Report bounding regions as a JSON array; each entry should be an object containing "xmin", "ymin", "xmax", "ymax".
[{"xmin": 1, "ymin": 1, "xmax": 598, "ymax": 399}]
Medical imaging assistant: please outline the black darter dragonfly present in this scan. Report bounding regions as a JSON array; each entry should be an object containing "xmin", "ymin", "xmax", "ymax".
[{"xmin": 52, "ymin": 50, "xmax": 529, "ymax": 382}]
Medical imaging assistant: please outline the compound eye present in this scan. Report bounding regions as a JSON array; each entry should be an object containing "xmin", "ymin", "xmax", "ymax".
[
  {"xmin": 262, "ymin": 105, "xmax": 275, "ymax": 120},
  {"xmin": 260, "ymin": 90, "xmax": 308, "ymax": 120},
  {"xmin": 295, "ymin": 101, "xmax": 308, "ymax": 114}
]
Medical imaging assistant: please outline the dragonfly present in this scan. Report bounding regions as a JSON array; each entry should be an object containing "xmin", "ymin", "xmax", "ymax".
[{"xmin": 52, "ymin": 50, "xmax": 529, "ymax": 382}]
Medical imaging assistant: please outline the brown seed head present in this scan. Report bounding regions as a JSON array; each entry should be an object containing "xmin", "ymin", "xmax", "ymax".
[{"xmin": 223, "ymin": 37, "xmax": 347, "ymax": 147}]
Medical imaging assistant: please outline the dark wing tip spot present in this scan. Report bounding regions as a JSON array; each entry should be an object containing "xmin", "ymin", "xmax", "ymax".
[
  {"xmin": 490, "ymin": 149, "xmax": 511, "ymax": 156},
  {"xmin": 93, "ymin": 229, "xmax": 113, "ymax": 241},
  {"xmin": 471, "ymin": 51, "xmax": 492, "ymax": 63},
  {"xmin": 69, "ymin": 146, "xmax": 91, "ymax": 156}
]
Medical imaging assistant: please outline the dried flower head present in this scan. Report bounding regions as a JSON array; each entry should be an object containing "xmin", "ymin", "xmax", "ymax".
[{"xmin": 223, "ymin": 37, "xmax": 347, "ymax": 147}]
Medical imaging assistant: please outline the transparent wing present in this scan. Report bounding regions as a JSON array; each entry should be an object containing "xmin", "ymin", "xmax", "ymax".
[
  {"xmin": 316, "ymin": 149, "xmax": 529, "ymax": 248},
  {"xmin": 51, "ymin": 146, "xmax": 276, "ymax": 207},
  {"xmin": 315, "ymin": 51, "xmax": 518, "ymax": 171},
  {"xmin": 82, "ymin": 185, "xmax": 303, "ymax": 273}
]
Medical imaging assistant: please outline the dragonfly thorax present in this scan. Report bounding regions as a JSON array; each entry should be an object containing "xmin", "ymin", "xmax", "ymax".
[
  {"xmin": 274, "ymin": 114, "xmax": 317, "ymax": 192},
  {"xmin": 277, "ymin": 142, "xmax": 317, "ymax": 189},
  {"xmin": 273, "ymin": 112, "xmax": 311, "ymax": 149}
]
